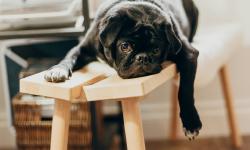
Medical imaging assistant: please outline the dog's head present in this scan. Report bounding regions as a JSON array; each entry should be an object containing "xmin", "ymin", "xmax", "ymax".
[{"xmin": 99, "ymin": 2, "xmax": 182, "ymax": 78}]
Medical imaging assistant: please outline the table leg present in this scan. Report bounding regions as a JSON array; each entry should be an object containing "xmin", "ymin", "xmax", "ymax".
[
  {"xmin": 169, "ymin": 79, "xmax": 179, "ymax": 140},
  {"xmin": 121, "ymin": 98, "xmax": 145, "ymax": 150},
  {"xmin": 219, "ymin": 66, "xmax": 242, "ymax": 148},
  {"xmin": 90, "ymin": 101, "xmax": 104, "ymax": 149},
  {"xmin": 50, "ymin": 99, "xmax": 71, "ymax": 150}
]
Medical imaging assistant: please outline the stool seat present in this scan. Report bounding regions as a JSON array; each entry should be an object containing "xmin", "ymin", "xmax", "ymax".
[
  {"xmin": 83, "ymin": 62, "xmax": 176, "ymax": 101},
  {"xmin": 194, "ymin": 24, "xmax": 241, "ymax": 87},
  {"xmin": 20, "ymin": 62, "xmax": 177, "ymax": 101}
]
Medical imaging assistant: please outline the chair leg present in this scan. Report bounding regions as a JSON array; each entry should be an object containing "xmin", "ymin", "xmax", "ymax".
[
  {"xmin": 219, "ymin": 65, "xmax": 242, "ymax": 148},
  {"xmin": 50, "ymin": 99, "xmax": 71, "ymax": 150},
  {"xmin": 90, "ymin": 101, "xmax": 104, "ymax": 149},
  {"xmin": 121, "ymin": 98, "xmax": 146, "ymax": 150},
  {"xmin": 169, "ymin": 76, "xmax": 179, "ymax": 140}
]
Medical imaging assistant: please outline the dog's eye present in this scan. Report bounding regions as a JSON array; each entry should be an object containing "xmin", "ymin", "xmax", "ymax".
[
  {"xmin": 120, "ymin": 42, "xmax": 133, "ymax": 53},
  {"xmin": 152, "ymin": 48, "xmax": 161, "ymax": 55}
]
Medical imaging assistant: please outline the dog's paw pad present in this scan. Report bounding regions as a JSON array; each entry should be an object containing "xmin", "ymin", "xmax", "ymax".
[
  {"xmin": 183, "ymin": 128, "xmax": 200, "ymax": 141},
  {"xmin": 44, "ymin": 67, "xmax": 69, "ymax": 82}
]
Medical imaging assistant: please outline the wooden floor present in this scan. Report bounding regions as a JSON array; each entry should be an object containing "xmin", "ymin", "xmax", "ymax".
[
  {"xmin": 146, "ymin": 136, "xmax": 250, "ymax": 150},
  {"xmin": 8, "ymin": 136, "xmax": 250, "ymax": 150}
]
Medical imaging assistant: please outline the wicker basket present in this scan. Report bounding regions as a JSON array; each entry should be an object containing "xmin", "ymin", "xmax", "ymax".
[{"xmin": 13, "ymin": 94, "xmax": 92, "ymax": 150}]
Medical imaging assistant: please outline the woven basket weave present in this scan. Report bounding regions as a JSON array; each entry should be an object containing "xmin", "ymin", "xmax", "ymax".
[{"xmin": 13, "ymin": 94, "xmax": 92, "ymax": 150}]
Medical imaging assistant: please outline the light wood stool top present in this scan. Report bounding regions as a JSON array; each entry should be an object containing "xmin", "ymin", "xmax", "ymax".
[{"xmin": 20, "ymin": 62, "xmax": 177, "ymax": 101}]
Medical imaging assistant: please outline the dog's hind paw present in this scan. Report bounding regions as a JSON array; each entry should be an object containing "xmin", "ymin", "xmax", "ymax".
[
  {"xmin": 183, "ymin": 127, "xmax": 200, "ymax": 141},
  {"xmin": 44, "ymin": 67, "xmax": 71, "ymax": 83}
]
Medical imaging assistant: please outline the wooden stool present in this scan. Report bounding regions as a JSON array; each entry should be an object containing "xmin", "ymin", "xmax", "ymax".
[{"xmin": 20, "ymin": 62, "xmax": 177, "ymax": 150}]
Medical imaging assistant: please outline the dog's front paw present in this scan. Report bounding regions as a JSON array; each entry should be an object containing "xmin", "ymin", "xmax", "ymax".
[
  {"xmin": 44, "ymin": 66, "xmax": 71, "ymax": 83},
  {"xmin": 181, "ymin": 108, "xmax": 202, "ymax": 141}
]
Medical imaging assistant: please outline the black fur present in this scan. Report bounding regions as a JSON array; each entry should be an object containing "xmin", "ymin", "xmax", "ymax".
[{"xmin": 44, "ymin": 0, "xmax": 202, "ymax": 139}]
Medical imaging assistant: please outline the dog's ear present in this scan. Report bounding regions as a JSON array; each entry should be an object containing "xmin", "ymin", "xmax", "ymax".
[
  {"xmin": 164, "ymin": 20, "xmax": 182, "ymax": 55},
  {"xmin": 99, "ymin": 13, "xmax": 126, "ymax": 48}
]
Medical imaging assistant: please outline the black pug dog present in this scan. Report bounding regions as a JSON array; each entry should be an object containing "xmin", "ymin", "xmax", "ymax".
[{"xmin": 44, "ymin": 0, "xmax": 202, "ymax": 140}]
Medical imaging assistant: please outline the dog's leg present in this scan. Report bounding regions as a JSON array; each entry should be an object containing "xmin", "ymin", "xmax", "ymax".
[
  {"xmin": 44, "ymin": 43, "xmax": 85, "ymax": 82},
  {"xmin": 175, "ymin": 39, "xmax": 202, "ymax": 140},
  {"xmin": 44, "ymin": 22, "xmax": 99, "ymax": 83},
  {"xmin": 44, "ymin": 41, "xmax": 98, "ymax": 83}
]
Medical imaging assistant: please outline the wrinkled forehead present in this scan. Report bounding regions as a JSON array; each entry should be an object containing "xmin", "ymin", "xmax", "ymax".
[
  {"xmin": 105, "ymin": 1, "xmax": 165, "ymax": 20},
  {"xmin": 120, "ymin": 24, "xmax": 159, "ymax": 40},
  {"xmin": 110, "ymin": 1, "xmax": 162, "ymax": 11}
]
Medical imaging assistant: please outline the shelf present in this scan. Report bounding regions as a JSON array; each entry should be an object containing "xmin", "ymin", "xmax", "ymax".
[{"xmin": 0, "ymin": 26, "xmax": 85, "ymax": 40}]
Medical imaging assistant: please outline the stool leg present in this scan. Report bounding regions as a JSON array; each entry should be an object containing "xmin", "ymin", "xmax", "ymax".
[
  {"xmin": 90, "ymin": 101, "xmax": 104, "ymax": 149},
  {"xmin": 219, "ymin": 66, "xmax": 242, "ymax": 148},
  {"xmin": 121, "ymin": 98, "xmax": 145, "ymax": 150},
  {"xmin": 169, "ymin": 78, "xmax": 179, "ymax": 140},
  {"xmin": 50, "ymin": 99, "xmax": 71, "ymax": 150}
]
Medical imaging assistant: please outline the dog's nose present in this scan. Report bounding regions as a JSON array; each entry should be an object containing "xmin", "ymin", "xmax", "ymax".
[{"xmin": 135, "ymin": 53, "xmax": 150, "ymax": 65}]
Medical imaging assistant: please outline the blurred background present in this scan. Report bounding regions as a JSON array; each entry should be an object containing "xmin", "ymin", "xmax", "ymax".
[{"xmin": 0, "ymin": 0, "xmax": 249, "ymax": 149}]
